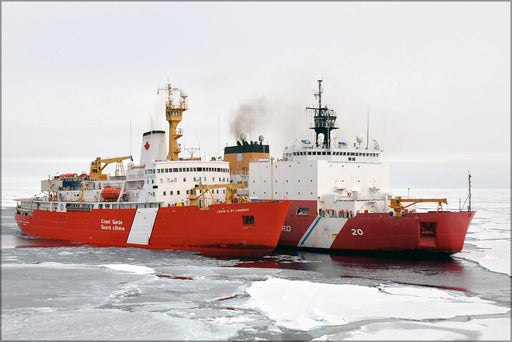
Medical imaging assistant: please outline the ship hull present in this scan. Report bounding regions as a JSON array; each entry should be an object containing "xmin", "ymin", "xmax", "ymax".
[
  {"xmin": 279, "ymin": 200, "xmax": 475, "ymax": 254},
  {"xmin": 15, "ymin": 201, "xmax": 290, "ymax": 256}
]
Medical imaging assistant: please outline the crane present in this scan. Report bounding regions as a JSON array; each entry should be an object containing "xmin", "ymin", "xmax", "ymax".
[
  {"xmin": 389, "ymin": 197, "xmax": 447, "ymax": 217},
  {"xmin": 90, "ymin": 155, "xmax": 133, "ymax": 180},
  {"xmin": 188, "ymin": 182, "xmax": 250, "ymax": 210}
]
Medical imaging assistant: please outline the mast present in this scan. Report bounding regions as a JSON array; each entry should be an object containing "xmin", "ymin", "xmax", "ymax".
[
  {"xmin": 468, "ymin": 172, "xmax": 472, "ymax": 211},
  {"xmin": 306, "ymin": 80, "xmax": 338, "ymax": 149},
  {"xmin": 158, "ymin": 83, "xmax": 188, "ymax": 161},
  {"xmin": 366, "ymin": 106, "xmax": 370, "ymax": 150}
]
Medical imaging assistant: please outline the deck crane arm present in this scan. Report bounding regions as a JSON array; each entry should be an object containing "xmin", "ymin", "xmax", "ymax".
[
  {"xmin": 188, "ymin": 182, "xmax": 249, "ymax": 210},
  {"xmin": 90, "ymin": 155, "xmax": 133, "ymax": 179},
  {"xmin": 390, "ymin": 197, "xmax": 448, "ymax": 217}
]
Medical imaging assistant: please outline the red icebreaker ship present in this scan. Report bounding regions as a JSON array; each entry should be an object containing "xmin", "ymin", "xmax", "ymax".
[
  {"xmin": 15, "ymin": 82, "xmax": 289, "ymax": 256},
  {"xmin": 225, "ymin": 80, "xmax": 475, "ymax": 255}
]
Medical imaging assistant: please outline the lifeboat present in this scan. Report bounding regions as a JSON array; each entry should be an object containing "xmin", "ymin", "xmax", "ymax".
[
  {"xmin": 59, "ymin": 173, "xmax": 77, "ymax": 178},
  {"xmin": 101, "ymin": 186, "xmax": 121, "ymax": 201}
]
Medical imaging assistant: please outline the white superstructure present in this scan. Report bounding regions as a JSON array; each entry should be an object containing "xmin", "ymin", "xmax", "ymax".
[
  {"xmin": 247, "ymin": 79, "xmax": 392, "ymax": 216},
  {"xmin": 125, "ymin": 158, "xmax": 231, "ymax": 206},
  {"xmin": 249, "ymin": 141, "xmax": 391, "ymax": 215}
]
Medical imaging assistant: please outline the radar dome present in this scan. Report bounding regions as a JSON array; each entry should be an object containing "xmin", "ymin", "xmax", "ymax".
[
  {"xmin": 258, "ymin": 135, "xmax": 264, "ymax": 142},
  {"xmin": 356, "ymin": 134, "xmax": 364, "ymax": 144},
  {"xmin": 240, "ymin": 133, "xmax": 247, "ymax": 141},
  {"xmin": 318, "ymin": 133, "xmax": 325, "ymax": 144},
  {"xmin": 180, "ymin": 90, "xmax": 188, "ymax": 98}
]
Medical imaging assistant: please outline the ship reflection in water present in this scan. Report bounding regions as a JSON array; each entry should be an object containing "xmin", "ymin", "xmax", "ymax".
[
  {"xmin": 10, "ymin": 231, "xmax": 467, "ymax": 292},
  {"xmin": 225, "ymin": 248, "xmax": 469, "ymax": 292}
]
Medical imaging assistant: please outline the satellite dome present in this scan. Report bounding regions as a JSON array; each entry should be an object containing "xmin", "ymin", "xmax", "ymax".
[
  {"xmin": 356, "ymin": 134, "xmax": 364, "ymax": 144},
  {"xmin": 240, "ymin": 133, "xmax": 247, "ymax": 141},
  {"xmin": 180, "ymin": 90, "xmax": 188, "ymax": 98},
  {"xmin": 258, "ymin": 135, "xmax": 264, "ymax": 142},
  {"xmin": 318, "ymin": 133, "xmax": 325, "ymax": 144}
]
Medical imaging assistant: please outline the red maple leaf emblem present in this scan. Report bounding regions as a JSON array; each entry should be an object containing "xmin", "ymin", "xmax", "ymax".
[{"xmin": 144, "ymin": 141, "xmax": 150, "ymax": 150}]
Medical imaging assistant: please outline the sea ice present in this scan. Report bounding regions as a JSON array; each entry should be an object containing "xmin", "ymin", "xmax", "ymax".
[
  {"xmin": 245, "ymin": 277, "xmax": 509, "ymax": 331},
  {"xmin": 101, "ymin": 263, "xmax": 155, "ymax": 274},
  {"xmin": 314, "ymin": 317, "xmax": 511, "ymax": 340},
  {"xmin": 457, "ymin": 240, "xmax": 511, "ymax": 276}
]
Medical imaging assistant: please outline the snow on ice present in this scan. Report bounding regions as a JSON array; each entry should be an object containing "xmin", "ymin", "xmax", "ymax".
[{"xmin": 245, "ymin": 277, "xmax": 509, "ymax": 331}]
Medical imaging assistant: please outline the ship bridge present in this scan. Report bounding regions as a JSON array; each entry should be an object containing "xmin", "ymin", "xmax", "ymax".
[{"xmin": 282, "ymin": 139, "xmax": 382, "ymax": 163}]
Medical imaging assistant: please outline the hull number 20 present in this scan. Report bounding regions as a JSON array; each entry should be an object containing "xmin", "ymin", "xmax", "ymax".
[{"xmin": 352, "ymin": 228, "xmax": 364, "ymax": 236}]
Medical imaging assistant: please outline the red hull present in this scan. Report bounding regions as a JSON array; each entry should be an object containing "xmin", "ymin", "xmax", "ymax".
[
  {"xmin": 278, "ymin": 200, "xmax": 475, "ymax": 254},
  {"xmin": 15, "ymin": 201, "xmax": 290, "ymax": 256}
]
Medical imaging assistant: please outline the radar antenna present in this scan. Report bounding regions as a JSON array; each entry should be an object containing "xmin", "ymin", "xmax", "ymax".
[{"xmin": 306, "ymin": 80, "xmax": 338, "ymax": 149}]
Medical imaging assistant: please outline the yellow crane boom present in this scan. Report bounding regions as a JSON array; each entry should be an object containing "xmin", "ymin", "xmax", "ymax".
[
  {"xmin": 390, "ymin": 196, "xmax": 447, "ymax": 217},
  {"xmin": 188, "ymin": 182, "xmax": 250, "ymax": 210},
  {"xmin": 90, "ymin": 155, "xmax": 133, "ymax": 180}
]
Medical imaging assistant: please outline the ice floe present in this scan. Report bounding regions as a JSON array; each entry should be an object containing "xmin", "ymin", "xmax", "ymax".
[
  {"xmin": 245, "ymin": 277, "xmax": 509, "ymax": 331},
  {"xmin": 314, "ymin": 317, "xmax": 511, "ymax": 340},
  {"xmin": 101, "ymin": 264, "xmax": 155, "ymax": 274},
  {"xmin": 457, "ymin": 240, "xmax": 511, "ymax": 276}
]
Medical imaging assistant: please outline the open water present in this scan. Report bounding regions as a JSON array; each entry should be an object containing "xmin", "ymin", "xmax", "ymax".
[{"xmin": 1, "ymin": 188, "xmax": 510, "ymax": 340}]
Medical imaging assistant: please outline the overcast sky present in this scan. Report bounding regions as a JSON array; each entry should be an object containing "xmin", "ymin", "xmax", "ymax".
[{"xmin": 2, "ymin": 2, "xmax": 510, "ymax": 191}]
